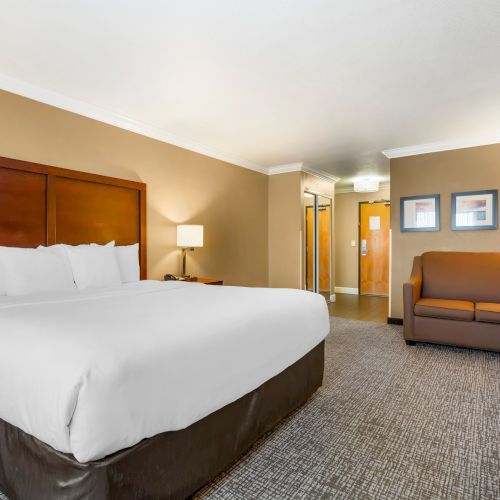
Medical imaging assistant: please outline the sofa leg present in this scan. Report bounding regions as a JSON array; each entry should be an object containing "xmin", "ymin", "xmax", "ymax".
[{"xmin": 405, "ymin": 340, "xmax": 416, "ymax": 346}]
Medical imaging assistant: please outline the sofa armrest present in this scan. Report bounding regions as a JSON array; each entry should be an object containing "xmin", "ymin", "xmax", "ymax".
[{"xmin": 403, "ymin": 256, "xmax": 422, "ymax": 340}]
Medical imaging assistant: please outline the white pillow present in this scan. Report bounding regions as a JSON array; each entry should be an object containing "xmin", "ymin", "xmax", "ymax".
[
  {"xmin": 65, "ymin": 244, "xmax": 121, "ymax": 290},
  {"xmin": 115, "ymin": 244, "xmax": 140, "ymax": 283},
  {"xmin": 0, "ymin": 246, "xmax": 76, "ymax": 296},
  {"xmin": 37, "ymin": 244, "xmax": 75, "ymax": 282}
]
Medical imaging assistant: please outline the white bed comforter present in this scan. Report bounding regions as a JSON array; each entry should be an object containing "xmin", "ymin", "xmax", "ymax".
[{"xmin": 0, "ymin": 281, "xmax": 329, "ymax": 463}]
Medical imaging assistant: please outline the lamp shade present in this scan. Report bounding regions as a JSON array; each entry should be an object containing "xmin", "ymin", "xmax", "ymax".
[
  {"xmin": 353, "ymin": 177, "xmax": 379, "ymax": 193},
  {"xmin": 177, "ymin": 225, "xmax": 204, "ymax": 248}
]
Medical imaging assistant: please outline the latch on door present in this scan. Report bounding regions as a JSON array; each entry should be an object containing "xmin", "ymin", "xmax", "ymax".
[{"xmin": 361, "ymin": 239, "xmax": 367, "ymax": 256}]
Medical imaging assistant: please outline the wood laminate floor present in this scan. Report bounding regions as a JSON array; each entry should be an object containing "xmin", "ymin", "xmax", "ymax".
[{"xmin": 328, "ymin": 293, "xmax": 388, "ymax": 323}]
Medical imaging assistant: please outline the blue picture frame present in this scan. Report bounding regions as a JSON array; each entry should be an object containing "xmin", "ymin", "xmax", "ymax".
[
  {"xmin": 400, "ymin": 194, "xmax": 440, "ymax": 232},
  {"xmin": 451, "ymin": 189, "xmax": 498, "ymax": 231}
]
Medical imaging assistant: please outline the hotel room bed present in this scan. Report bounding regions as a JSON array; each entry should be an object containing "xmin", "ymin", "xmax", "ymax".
[
  {"xmin": 0, "ymin": 156, "xmax": 329, "ymax": 499},
  {"xmin": 0, "ymin": 281, "xmax": 328, "ymax": 499}
]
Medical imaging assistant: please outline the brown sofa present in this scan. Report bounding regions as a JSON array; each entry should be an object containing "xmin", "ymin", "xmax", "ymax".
[{"xmin": 403, "ymin": 251, "xmax": 500, "ymax": 352}]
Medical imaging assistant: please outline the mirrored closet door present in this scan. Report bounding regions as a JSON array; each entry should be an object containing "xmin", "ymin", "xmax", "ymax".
[{"xmin": 304, "ymin": 192, "xmax": 333, "ymax": 302}]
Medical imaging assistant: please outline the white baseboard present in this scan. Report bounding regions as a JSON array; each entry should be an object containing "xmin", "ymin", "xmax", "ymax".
[{"xmin": 334, "ymin": 286, "xmax": 359, "ymax": 295}]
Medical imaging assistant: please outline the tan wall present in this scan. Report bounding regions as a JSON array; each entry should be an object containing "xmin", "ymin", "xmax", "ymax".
[
  {"xmin": 0, "ymin": 90, "xmax": 268, "ymax": 286},
  {"xmin": 301, "ymin": 173, "xmax": 335, "ymax": 199},
  {"xmin": 334, "ymin": 187, "xmax": 390, "ymax": 290},
  {"xmin": 268, "ymin": 171, "xmax": 335, "ymax": 290},
  {"xmin": 391, "ymin": 143, "xmax": 500, "ymax": 318},
  {"xmin": 268, "ymin": 172, "xmax": 302, "ymax": 288}
]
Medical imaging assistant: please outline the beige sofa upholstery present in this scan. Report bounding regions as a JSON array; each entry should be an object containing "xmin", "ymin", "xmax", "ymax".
[{"xmin": 403, "ymin": 252, "xmax": 500, "ymax": 352}]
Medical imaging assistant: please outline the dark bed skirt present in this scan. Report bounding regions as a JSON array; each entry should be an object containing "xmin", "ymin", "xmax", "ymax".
[{"xmin": 0, "ymin": 341, "xmax": 324, "ymax": 500}]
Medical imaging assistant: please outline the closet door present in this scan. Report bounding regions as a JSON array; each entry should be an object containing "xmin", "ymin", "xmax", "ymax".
[
  {"xmin": 317, "ymin": 196, "xmax": 332, "ymax": 301},
  {"xmin": 304, "ymin": 192, "xmax": 333, "ymax": 301},
  {"xmin": 304, "ymin": 192, "xmax": 315, "ymax": 292}
]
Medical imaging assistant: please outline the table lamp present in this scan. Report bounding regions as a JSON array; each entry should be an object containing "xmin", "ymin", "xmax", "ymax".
[{"xmin": 177, "ymin": 224, "xmax": 204, "ymax": 277}]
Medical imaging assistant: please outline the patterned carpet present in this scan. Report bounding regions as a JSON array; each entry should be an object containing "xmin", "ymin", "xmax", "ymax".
[
  {"xmin": 195, "ymin": 317, "xmax": 500, "ymax": 500},
  {"xmin": 1, "ymin": 317, "xmax": 499, "ymax": 499}
]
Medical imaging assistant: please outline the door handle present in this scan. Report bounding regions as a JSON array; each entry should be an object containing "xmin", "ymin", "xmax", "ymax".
[{"xmin": 361, "ymin": 239, "xmax": 367, "ymax": 256}]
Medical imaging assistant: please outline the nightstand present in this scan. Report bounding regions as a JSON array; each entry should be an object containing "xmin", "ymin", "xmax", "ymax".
[
  {"xmin": 188, "ymin": 277, "xmax": 223, "ymax": 286},
  {"xmin": 164, "ymin": 275, "xmax": 223, "ymax": 286}
]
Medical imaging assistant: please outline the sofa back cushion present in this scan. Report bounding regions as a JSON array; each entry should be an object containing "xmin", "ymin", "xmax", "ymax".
[{"xmin": 422, "ymin": 251, "xmax": 500, "ymax": 303}]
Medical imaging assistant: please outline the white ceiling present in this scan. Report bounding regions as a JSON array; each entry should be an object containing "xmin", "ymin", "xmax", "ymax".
[{"xmin": 1, "ymin": 0, "xmax": 500, "ymax": 188}]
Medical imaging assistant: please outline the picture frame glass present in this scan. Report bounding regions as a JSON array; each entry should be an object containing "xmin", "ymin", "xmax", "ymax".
[
  {"xmin": 454, "ymin": 193, "xmax": 494, "ymax": 228},
  {"xmin": 403, "ymin": 198, "xmax": 437, "ymax": 229}
]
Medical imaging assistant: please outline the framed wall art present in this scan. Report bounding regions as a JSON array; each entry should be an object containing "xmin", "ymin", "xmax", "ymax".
[
  {"xmin": 400, "ymin": 194, "xmax": 440, "ymax": 232},
  {"xmin": 451, "ymin": 189, "xmax": 498, "ymax": 231}
]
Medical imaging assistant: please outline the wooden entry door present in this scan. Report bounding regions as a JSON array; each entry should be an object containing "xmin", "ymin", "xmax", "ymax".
[{"xmin": 359, "ymin": 201, "xmax": 390, "ymax": 296}]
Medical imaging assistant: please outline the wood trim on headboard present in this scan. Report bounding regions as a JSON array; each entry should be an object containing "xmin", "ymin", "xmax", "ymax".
[{"xmin": 0, "ymin": 156, "xmax": 147, "ymax": 279}]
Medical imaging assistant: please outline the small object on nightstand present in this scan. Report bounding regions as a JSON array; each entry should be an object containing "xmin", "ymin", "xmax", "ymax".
[
  {"xmin": 164, "ymin": 274, "xmax": 188, "ymax": 281},
  {"xmin": 164, "ymin": 274, "xmax": 222, "ymax": 285},
  {"xmin": 188, "ymin": 277, "xmax": 223, "ymax": 286}
]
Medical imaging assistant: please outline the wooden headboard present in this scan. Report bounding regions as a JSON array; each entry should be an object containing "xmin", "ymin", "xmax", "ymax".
[{"xmin": 0, "ymin": 156, "xmax": 147, "ymax": 279}]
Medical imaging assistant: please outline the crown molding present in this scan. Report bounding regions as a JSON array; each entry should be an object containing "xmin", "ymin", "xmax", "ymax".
[
  {"xmin": 0, "ymin": 73, "xmax": 346, "ymax": 182},
  {"xmin": 267, "ymin": 162, "xmax": 305, "ymax": 175},
  {"xmin": 302, "ymin": 165, "xmax": 340, "ymax": 184},
  {"xmin": 382, "ymin": 137, "xmax": 500, "ymax": 159},
  {"xmin": 268, "ymin": 162, "xmax": 340, "ymax": 183},
  {"xmin": 334, "ymin": 185, "xmax": 353, "ymax": 194},
  {"xmin": 335, "ymin": 181, "xmax": 390, "ymax": 194},
  {"xmin": 0, "ymin": 72, "xmax": 268, "ymax": 174}
]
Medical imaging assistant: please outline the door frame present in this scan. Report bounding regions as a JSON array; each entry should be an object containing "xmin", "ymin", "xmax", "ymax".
[{"xmin": 357, "ymin": 199, "xmax": 390, "ymax": 297}]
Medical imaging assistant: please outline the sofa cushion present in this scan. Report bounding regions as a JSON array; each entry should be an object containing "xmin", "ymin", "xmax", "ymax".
[
  {"xmin": 475, "ymin": 303, "xmax": 500, "ymax": 324},
  {"xmin": 414, "ymin": 298, "xmax": 474, "ymax": 321},
  {"xmin": 421, "ymin": 252, "xmax": 500, "ymax": 303}
]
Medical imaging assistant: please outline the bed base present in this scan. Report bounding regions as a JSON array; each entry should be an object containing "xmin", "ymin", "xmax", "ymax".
[{"xmin": 0, "ymin": 341, "xmax": 324, "ymax": 500}]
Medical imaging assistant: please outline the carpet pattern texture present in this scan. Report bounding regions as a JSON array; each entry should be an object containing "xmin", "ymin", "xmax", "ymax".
[
  {"xmin": 195, "ymin": 317, "xmax": 499, "ymax": 500},
  {"xmin": 1, "ymin": 317, "xmax": 499, "ymax": 499}
]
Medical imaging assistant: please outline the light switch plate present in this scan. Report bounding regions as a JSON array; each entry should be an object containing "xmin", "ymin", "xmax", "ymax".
[{"xmin": 351, "ymin": 240, "xmax": 356, "ymax": 247}]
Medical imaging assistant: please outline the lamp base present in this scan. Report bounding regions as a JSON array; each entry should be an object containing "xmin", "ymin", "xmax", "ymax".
[{"xmin": 181, "ymin": 247, "xmax": 195, "ymax": 277}]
